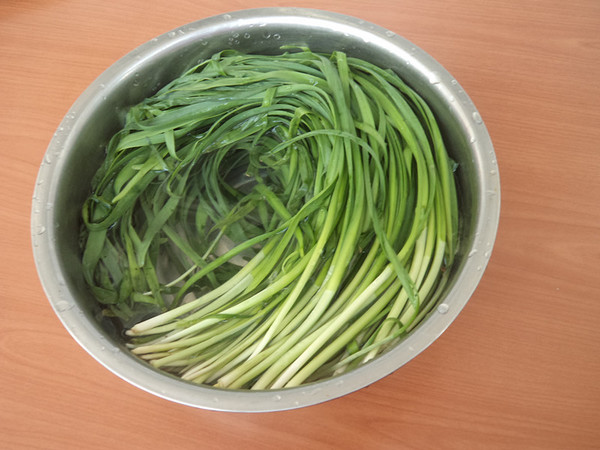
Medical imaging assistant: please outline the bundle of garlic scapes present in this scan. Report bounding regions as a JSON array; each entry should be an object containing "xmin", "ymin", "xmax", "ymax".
[{"xmin": 80, "ymin": 48, "xmax": 459, "ymax": 389}]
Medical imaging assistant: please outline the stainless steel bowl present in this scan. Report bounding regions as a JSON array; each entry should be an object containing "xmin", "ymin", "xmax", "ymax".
[{"xmin": 31, "ymin": 8, "xmax": 500, "ymax": 412}]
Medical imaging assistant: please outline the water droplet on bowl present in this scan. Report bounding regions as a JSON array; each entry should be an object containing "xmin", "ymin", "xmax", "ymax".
[
  {"xmin": 273, "ymin": 33, "xmax": 281, "ymax": 40},
  {"xmin": 437, "ymin": 303, "xmax": 449, "ymax": 314},
  {"xmin": 55, "ymin": 300, "xmax": 72, "ymax": 312},
  {"xmin": 273, "ymin": 394, "xmax": 282, "ymax": 401},
  {"xmin": 472, "ymin": 111, "xmax": 483, "ymax": 124},
  {"xmin": 428, "ymin": 71, "xmax": 441, "ymax": 84},
  {"xmin": 35, "ymin": 225, "xmax": 46, "ymax": 235},
  {"xmin": 385, "ymin": 30, "xmax": 395, "ymax": 37},
  {"xmin": 468, "ymin": 249, "xmax": 478, "ymax": 257}
]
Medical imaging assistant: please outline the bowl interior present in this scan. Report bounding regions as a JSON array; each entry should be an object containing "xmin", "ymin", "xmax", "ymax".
[{"xmin": 32, "ymin": 8, "xmax": 499, "ymax": 412}]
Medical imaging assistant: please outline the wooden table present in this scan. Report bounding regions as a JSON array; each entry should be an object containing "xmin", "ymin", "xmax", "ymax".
[{"xmin": 2, "ymin": 1, "xmax": 599, "ymax": 448}]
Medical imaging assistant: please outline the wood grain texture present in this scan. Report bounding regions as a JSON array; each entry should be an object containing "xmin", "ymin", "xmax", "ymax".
[{"xmin": 1, "ymin": 0, "xmax": 599, "ymax": 448}]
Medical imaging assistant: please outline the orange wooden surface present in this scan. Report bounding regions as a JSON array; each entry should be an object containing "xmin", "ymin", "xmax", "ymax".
[{"xmin": 2, "ymin": 0, "xmax": 599, "ymax": 448}]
